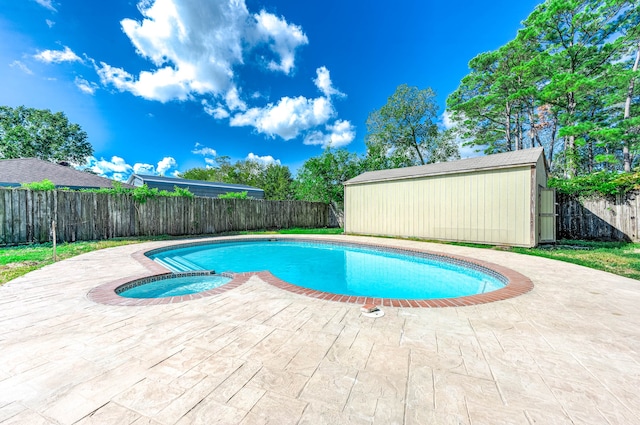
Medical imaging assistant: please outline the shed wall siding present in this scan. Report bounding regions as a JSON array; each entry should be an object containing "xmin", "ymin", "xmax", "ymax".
[
  {"xmin": 345, "ymin": 166, "xmax": 533, "ymax": 246},
  {"xmin": 535, "ymin": 155, "xmax": 547, "ymax": 188}
]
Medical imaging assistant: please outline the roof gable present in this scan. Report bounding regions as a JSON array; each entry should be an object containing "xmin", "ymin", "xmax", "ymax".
[
  {"xmin": 344, "ymin": 147, "xmax": 546, "ymax": 185},
  {"xmin": 0, "ymin": 158, "xmax": 130, "ymax": 189}
]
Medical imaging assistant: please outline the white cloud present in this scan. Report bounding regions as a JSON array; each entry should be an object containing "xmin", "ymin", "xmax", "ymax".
[
  {"xmin": 75, "ymin": 77, "xmax": 99, "ymax": 95},
  {"xmin": 34, "ymin": 46, "xmax": 82, "ymax": 64},
  {"xmin": 46, "ymin": 19, "xmax": 55, "ymax": 28},
  {"xmin": 246, "ymin": 152, "xmax": 280, "ymax": 165},
  {"xmin": 202, "ymin": 100, "xmax": 230, "ymax": 119},
  {"xmin": 252, "ymin": 10, "xmax": 308, "ymax": 74},
  {"xmin": 34, "ymin": 0, "xmax": 56, "ymax": 12},
  {"xmin": 313, "ymin": 66, "xmax": 344, "ymax": 97},
  {"xmin": 230, "ymin": 94, "xmax": 334, "ymax": 140},
  {"xmin": 303, "ymin": 119, "xmax": 355, "ymax": 148},
  {"xmin": 157, "ymin": 157, "xmax": 177, "ymax": 175},
  {"xmin": 228, "ymin": 65, "xmax": 348, "ymax": 141},
  {"xmin": 225, "ymin": 86, "xmax": 247, "ymax": 111},
  {"xmin": 132, "ymin": 163, "xmax": 154, "ymax": 174},
  {"xmin": 96, "ymin": 62, "xmax": 136, "ymax": 92},
  {"xmin": 84, "ymin": 155, "xmax": 179, "ymax": 180},
  {"xmin": 96, "ymin": 61, "xmax": 194, "ymax": 102},
  {"xmin": 93, "ymin": 0, "xmax": 349, "ymax": 146},
  {"xmin": 9, "ymin": 61, "xmax": 33, "ymax": 75},
  {"xmin": 192, "ymin": 142, "xmax": 217, "ymax": 157},
  {"xmin": 85, "ymin": 156, "xmax": 133, "ymax": 181},
  {"xmin": 98, "ymin": 0, "xmax": 307, "ymax": 106},
  {"xmin": 441, "ymin": 110, "xmax": 456, "ymax": 130}
]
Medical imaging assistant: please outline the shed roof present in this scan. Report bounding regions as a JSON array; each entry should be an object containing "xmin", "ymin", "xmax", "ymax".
[
  {"xmin": 128, "ymin": 174, "xmax": 264, "ymax": 192},
  {"xmin": 344, "ymin": 147, "xmax": 545, "ymax": 185},
  {"xmin": 0, "ymin": 158, "xmax": 130, "ymax": 189}
]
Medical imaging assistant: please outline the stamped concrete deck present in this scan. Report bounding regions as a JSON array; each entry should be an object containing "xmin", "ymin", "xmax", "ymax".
[{"xmin": 0, "ymin": 234, "xmax": 639, "ymax": 424}]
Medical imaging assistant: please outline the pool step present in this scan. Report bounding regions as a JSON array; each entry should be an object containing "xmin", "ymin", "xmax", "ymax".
[{"xmin": 154, "ymin": 256, "xmax": 203, "ymax": 272}]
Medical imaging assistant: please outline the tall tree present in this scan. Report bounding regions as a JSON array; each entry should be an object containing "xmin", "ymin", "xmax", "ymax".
[
  {"xmin": 588, "ymin": 5, "xmax": 640, "ymax": 172},
  {"xmin": 294, "ymin": 148, "xmax": 361, "ymax": 206},
  {"xmin": 447, "ymin": 50, "xmax": 513, "ymax": 154},
  {"xmin": 365, "ymin": 84, "xmax": 458, "ymax": 167},
  {"xmin": 180, "ymin": 157, "xmax": 294, "ymax": 200},
  {"xmin": 447, "ymin": 0, "xmax": 639, "ymax": 176},
  {"xmin": 522, "ymin": 0, "xmax": 632, "ymax": 177},
  {"xmin": 447, "ymin": 36, "xmax": 553, "ymax": 156},
  {"xmin": 263, "ymin": 164, "xmax": 294, "ymax": 200},
  {"xmin": 180, "ymin": 156, "xmax": 235, "ymax": 182},
  {"xmin": 232, "ymin": 159, "xmax": 267, "ymax": 189},
  {"xmin": 0, "ymin": 106, "xmax": 92, "ymax": 164},
  {"xmin": 622, "ymin": 40, "xmax": 640, "ymax": 171},
  {"xmin": 179, "ymin": 167, "xmax": 217, "ymax": 181}
]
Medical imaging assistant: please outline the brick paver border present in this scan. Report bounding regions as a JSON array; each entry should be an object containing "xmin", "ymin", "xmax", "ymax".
[{"xmin": 87, "ymin": 237, "xmax": 533, "ymax": 307}]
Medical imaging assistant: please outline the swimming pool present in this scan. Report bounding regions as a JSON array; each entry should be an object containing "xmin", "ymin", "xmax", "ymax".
[
  {"xmin": 148, "ymin": 240, "xmax": 506, "ymax": 299},
  {"xmin": 118, "ymin": 273, "xmax": 232, "ymax": 298}
]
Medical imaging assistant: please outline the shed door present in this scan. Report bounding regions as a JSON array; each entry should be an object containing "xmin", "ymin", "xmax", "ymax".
[{"xmin": 538, "ymin": 187, "xmax": 556, "ymax": 243}]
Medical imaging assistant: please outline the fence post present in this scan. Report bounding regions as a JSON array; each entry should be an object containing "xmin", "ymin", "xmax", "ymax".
[{"xmin": 51, "ymin": 219, "xmax": 57, "ymax": 261}]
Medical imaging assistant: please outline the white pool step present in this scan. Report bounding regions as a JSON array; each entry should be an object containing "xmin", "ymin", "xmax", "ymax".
[{"xmin": 154, "ymin": 256, "xmax": 203, "ymax": 272}]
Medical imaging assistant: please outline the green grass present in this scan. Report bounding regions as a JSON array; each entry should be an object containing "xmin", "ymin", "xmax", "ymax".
[
  {"xmin": 349, "ymin": 233, "xmax": 640, "ymax": 281},
  {"xmin": 509, "ymin": 240, "xmax": 640, "ymax": 280},
  {"xmin": 2, "ymin": 229, "xmax": 638, "ymax": 285},
  {"xmin": 440, "ymin": 238, "xmax": 639, "ymax": 280},
  {"xmin": 0, "ymin": 239, "xmax": 145, "ymax": 285}
]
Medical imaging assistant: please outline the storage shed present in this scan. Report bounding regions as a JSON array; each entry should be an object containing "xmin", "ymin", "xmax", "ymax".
[
  {"xmin": 127, "ymin": 174, "xmax": 265, "ymax": 199},
  {"xmin": 344, "ymin": 147, "xmax": 555, "ymax": 247}
]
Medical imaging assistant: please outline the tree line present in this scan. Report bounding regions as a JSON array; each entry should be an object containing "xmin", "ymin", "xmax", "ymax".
[
  {"xmin": 447, "ymin": 0, "xmax": 639, "ymax": 177},
  {"xmin": 2, "ymin": 0, "xmax": 638, "ymax": 203}
]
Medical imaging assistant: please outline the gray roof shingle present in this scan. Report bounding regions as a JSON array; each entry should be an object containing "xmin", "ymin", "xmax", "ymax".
[
  {"xmin": 0, "ymin": 158, "xmax": 131, "ymax": 189},
  {"xmin": 344, "ymin": 147, "xmax": 545, "ymax": 185},
  {"xmin": 129, "ymin": 174, "xmax": 263, "ymax": 192}
]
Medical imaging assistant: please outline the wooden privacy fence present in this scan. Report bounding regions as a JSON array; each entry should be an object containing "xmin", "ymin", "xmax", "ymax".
[
  {"xmin": 0, "ymin": 189, "xmax": 331, "ymax": 245},
  {"xmin": 557, "ymin": 191, "xmax": 639, "ymax": 242}
]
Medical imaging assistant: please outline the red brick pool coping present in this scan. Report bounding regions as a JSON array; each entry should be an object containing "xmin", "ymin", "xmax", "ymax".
[{"xmin": 87, "ymin": 239, "xmax": 534, "ymax": 307}]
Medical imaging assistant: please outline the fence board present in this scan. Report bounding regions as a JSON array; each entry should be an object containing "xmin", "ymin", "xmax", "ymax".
[
  {"xmin": 4, "ymin": 187, "xmax": 638, "ymax": 245},
  {"xmin": 32, "ymin": 191, "xmax": 48, "ymax": 243},
  {"xmin": 557, "ymin": 192, "xmax": 639, "ymax": 242},
  {"xmin": 11, "ymin": 190, "xmax": 26, "ymax": 245},
  {"xmin": 0, "ymin": 188, "xmax": 332, "ymax": 245},
  {"xmin": 0, "ymin": 191, "xmax": 7, "ymax": 244}
]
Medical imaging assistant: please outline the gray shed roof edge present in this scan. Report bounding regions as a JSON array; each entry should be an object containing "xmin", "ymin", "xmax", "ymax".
[{"xmin": 344, "ymin": 147, "xmax": 545, "ymax": 185}]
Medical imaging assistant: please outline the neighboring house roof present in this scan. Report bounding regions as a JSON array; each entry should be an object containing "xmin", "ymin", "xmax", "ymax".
[
  {"xmin": 344, "ymin": 147, "xmax": 546, "ymax": 185},
  {"xmin": 127, "ymin": 174, "xmax": 265, "ymax": 198},
  {"xmin": 0, "ymin": 158, "xmax": 130, "ymax": 189},
  {"xmin": 128, "ymin": 174, "xmax": 262, "ymax": 191}
]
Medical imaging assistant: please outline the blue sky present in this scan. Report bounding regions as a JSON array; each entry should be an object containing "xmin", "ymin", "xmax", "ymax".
[{"xmin": 1, "ymin": 0, "xmax": 541, "ymax": 180}]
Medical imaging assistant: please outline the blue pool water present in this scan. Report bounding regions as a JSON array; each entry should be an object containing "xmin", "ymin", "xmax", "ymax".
[
  {"xmin": 148, "ymin": 240, "xmax": 505, "ymax": 299},
  {"xmin": 119, "ymin": 274, "xmax": 231, "ymax": 298}
]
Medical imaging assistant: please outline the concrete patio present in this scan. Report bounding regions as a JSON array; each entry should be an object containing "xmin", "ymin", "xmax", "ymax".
[{"xmin": 0, "ymin": 235, "xmax": 638, "ymax": 424}]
